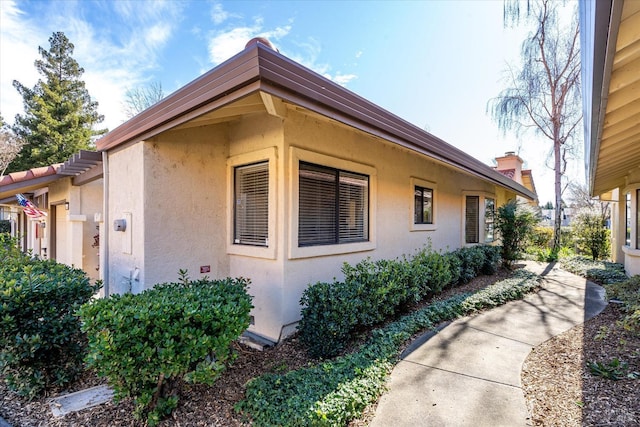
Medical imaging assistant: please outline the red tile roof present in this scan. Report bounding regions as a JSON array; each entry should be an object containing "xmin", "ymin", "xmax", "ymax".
[{"xmin": 0, "ymin": 164, "xmax": 61, "ymax": 186}]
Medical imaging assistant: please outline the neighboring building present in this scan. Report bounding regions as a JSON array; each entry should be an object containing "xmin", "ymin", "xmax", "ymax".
[
  {"xmin": 96, "ymin": 39, "xmax": 535, "ymax": 343},
  {"xmin": 494, "ymin": 151, "xmax": 539, "ymax": 208},
  {"xmin": 580, "ymin": 0, "xmax": 640, "ymax": 274},
  {"xmin": 0, "ymin": 151, "xmax": 104, "ymax": 282}
]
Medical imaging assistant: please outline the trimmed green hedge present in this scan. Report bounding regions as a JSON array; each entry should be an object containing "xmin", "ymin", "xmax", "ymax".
[
  {"xmin": 0, "ymin": 235, "xmax": 101, "ymax": 399},
  {"xmin": 298, "ymin": 245, "xmax": 501, "ymax": 359},
  {"xmin": 79, "ymin": 275, "xmax": 253, "ymax": 425},
  {"xmin": 237, "ymin": 269, "xmax": 539, "ymax": 426}
]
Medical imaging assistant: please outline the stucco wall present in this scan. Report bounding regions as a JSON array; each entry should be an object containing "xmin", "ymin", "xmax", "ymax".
[
  {"xmin": 277, "ymin": 110, "xmax": 510, "ymax": 327},
  {"xmin": 108, "ymin": 143, "xmax": 145, "ymax": 294},
  {"xmin": 143, "ymin": 125, "xmax": 230, "ymax": 286},
  {"xmin": 106, "ymin": 106, "xmax": 519, "ymax": 342}
]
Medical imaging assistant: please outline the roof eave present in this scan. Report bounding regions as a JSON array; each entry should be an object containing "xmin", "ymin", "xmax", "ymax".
[{"xmin": 97, "ymin": 43, "xmax": 536, "ymax": 200}]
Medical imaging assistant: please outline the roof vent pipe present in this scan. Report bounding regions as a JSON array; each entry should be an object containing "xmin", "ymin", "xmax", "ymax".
[{"xmin": 245, "ymin": 37, "xmax": 278, "ymax": 51}]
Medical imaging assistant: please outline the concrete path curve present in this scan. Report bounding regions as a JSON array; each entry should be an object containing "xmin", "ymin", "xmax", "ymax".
[{"xmin": 370, "ymin": 262, "xmax": 608, "ymax": 427}]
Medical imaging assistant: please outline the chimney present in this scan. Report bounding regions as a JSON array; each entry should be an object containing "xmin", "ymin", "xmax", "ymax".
[{"xmin": 495, "ymin": 151, "xmax": 524, "ymax": 184}]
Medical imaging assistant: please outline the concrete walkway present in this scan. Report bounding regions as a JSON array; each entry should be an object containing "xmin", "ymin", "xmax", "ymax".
[{"xmin": 370, "ymin": 262, "xmax": 608, "ymax": 427}]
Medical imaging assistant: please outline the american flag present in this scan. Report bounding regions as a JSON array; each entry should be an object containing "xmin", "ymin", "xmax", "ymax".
[{"xmin": 16, "ymin": 194, "xmax": 47, "ymax": 219}]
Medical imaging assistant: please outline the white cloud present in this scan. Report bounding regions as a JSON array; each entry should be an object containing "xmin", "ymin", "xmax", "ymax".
[
  {"xmin": 211, "ymin": 2, "xmax": 241, "ymax": 25},
  {"xmin": 0, "ymin": 1, "xmax": 45, "ymax": 124},
  {"xmin": 333, "ymin": 73, "xmax": 358, "ymax": 86},
  {"xmin": 0, "ymin": 0, "xmax": 183, "ymax": 131},
  {"xmin": 207, "ymin": 20, "xmax": 291, "ymax": 65}
]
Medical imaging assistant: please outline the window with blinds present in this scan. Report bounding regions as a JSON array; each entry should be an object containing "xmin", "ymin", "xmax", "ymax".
[
  {"xmin": 484, "ymin": 197, "xmax": 495, "ymax": 243},
  {"xmin": 299, "ymin": 162, "xmax": 369, "ymax": 246},
  {"xmin": 465, "ymin": 195, "xmax": 480, "ymax": 244},
  {"xmin": 234, "ymin": 162, "xmax": 269, "ymax": 246},
  {"xmin": 414, "ymin": 186, "xmax": 433, "ymax": 224}
]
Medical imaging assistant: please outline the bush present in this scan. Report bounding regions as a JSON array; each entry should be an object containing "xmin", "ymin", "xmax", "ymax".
[
  {"xmin": 572, "ymin": 210, "xmax": 610, "ymax": 260},
  {"xmin": 449, "ymin": 246, "xmax": 486, "ymax": 284},
  {"xmin": 238, "ymin": 269, "xmax": 539, "ymax": 426},
  {"xmin": 298, "ymin": 245, "xmax": 497, "ymax": 359},
  {"xmin": 79, "ymin": 275, "xmax": 252, "ymax": 425},
  {"xmin": 495, "ymin": 200, "xmax": 539, "ymax": 268},
  {"xmin": 0, "ymin": 244, "xmax": 101, "ymax": 399}
]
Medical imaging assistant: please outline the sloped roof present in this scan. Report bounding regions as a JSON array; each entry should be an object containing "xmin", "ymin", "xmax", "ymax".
[
  {"xmin": 0, "ymin": 164, "xmax": 61, "ymax": 199},
  {"xmin": 97, "ymin": 41, "xmax": 536, "ymax": 200},
  {"xmin": 0, "ymin": 151, "xmax": 103, "ymax": 201}
]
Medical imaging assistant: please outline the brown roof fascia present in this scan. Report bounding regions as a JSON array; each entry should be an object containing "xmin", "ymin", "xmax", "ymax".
[{"xmin": 97, "ymin": 43, "xmax": 535, "ymax": 200}]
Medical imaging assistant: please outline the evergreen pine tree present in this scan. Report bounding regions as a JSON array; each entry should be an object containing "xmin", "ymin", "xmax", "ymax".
[{"xmin": 9, "ymin": 32, "xmax": 107, "ymax": 172}]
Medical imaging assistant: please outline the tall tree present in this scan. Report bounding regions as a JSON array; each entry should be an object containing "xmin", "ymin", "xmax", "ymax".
[
  {"xmin": 490, "ymin": 0, "xmax": 582, "ymax": 251},
  {"xmin": 9, "ymin": 32, "xmax": 106, "ymax": 173},
  {"xmin": 123, "ymin": 81, "xmax": 165, "ymax": 119},
  {"xmin": 0, "ymin": 115, "xmax": 25, "ymax": 177}
]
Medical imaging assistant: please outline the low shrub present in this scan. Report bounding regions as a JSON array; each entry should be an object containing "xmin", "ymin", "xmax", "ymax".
[
  {"xmin": 79, "ymin": 274, "xmax": 252, "ymax": 425},
  {"xmin": 0, "ymin": 250, "xmax": 101, "ymax": 399},
  {"xmin": 298, "ymin": 245, "xmax": 498, "ymax": 359},
  {"xmin": 238, "ymin": 269, "xmax": 539, "ymax": 426},
  {"xmin": 559, "ymin": 256, "xmax": 627, "ymax": 285},
  {"xmin": 449, "ymin": 246, "xmax": 486, "ymax": 284},
  {"xmin": 605, "ymin": 276, "xmax": 640, "ymax": 336}
]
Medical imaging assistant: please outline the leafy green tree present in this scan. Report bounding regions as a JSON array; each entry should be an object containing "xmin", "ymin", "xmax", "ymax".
[
  {"xmin": 495, "ymin": 199, "xmax": 539, "ymax": 268},
  {"xmin": 9, "ymin": 32, "xmax": 106, "ymax": 172},
  {"xmin": 490, "ymin": 0, "xmax": 582, "ymax": 253}
]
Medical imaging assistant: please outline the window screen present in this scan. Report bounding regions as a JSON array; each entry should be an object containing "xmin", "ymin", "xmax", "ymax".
[
  {"xmin": 465, "ymin": 195, "xmax": 480, "ymax": 244},
  {"xmin": 234, "ymin": 162, "xmax": 268, "ymax": 246},
  {"xmin": 299, "ymin": 162, "xmax": 368, "ymax": 246},
  {"xmin": 414, "ymin": 186, "xmax": 433, "ymax": 224}
]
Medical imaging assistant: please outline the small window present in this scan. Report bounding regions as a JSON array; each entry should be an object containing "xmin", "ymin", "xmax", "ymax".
[
  {"xmin": 465, "ymin": 195, "xmax": 480, "ymax": 244},
  {"xmin": 414, "ymin": 186, "xmax": 433, "ymax": 224},
  {"xmin": 484, "ymin": 198, "xmax": 495, "ymax": 243},
  {"xmin": 298, "ymin": 162, "xmax": 369, "ymax": 247},
  {"xmin": 234, "ymin": 162, "xmax": 268, "ymax": 246}
]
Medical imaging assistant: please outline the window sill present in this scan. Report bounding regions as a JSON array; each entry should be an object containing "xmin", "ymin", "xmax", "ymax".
[
  {"xmin": 411, "ymin": 223, "xmax": 436, "ymax": 232},
  {"xmin": 289, "ymin": 240, "xmax": 375, "ymax": 259},
  {"xmin": 622, "ymin": 246, "xmax": 640, "ymax": 257}
]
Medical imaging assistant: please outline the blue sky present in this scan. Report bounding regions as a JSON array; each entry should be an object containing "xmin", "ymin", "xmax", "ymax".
[{"xmin": 0, "ymin": 0, "xmax": 583, "ymax": 204}]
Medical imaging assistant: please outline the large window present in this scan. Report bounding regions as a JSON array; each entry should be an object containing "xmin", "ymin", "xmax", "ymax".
[
  {"xmin": 234, "ymin": 161, "xmax": 269, "ymax": 246},
  {"xmin": 298, "ymin": 162, "xmax": 369, "ymax": 247},
  {"xmin": 464, "ymin": 194, "xmax": 495, "ymax": 244},
  {"xmin": 414, "ymin": 186, "xmax": 433, "ymax": 224}
]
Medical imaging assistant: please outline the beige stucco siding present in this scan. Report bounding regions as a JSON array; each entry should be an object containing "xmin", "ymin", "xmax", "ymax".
[
  {"xmin": 108, "ymin": 143, "xmax": 145, "ymax": 294},
  {"xmin": 277, "ymin": 110, "xmax": 512, "ymax": 329},
  {"xmin": 105, "ymin": 106, "xmax": 517, "ymax": 342},
  {"xmin": 142, "ymin": 125, "xmax": 230, "ymax": 286}
]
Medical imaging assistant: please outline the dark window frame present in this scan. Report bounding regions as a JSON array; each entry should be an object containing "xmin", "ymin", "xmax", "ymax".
[
  {"xmin": 233, "ymin": 161, "xmax": 269, "ymax": 247},
  {"xmin": 414, "ymin": 186, "xmax": 434, "ymax": 225},
  {"xmin": 298, "ymin": 161, "xmax": 369, "ymax": 247}
]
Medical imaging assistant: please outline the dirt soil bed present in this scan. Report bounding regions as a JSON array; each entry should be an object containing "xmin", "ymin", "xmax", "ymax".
[{"xmin": 2, "ymin": 267, "xmax": 637, "ymax": 426}]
